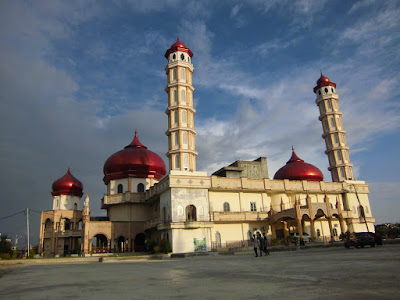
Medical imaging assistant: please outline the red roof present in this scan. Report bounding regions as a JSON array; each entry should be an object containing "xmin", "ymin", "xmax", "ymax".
[
  {"xmin": 274, "ymin": 148, "xmax": 324, "ymax": 182},
  {"xmin": 313, "ymin": 73, "xmax": 336, "ymax": 93},
  {"xmin": 165, "ymin": 37, "xmax": 193, "ymax": 58},
  {"xmin": 52, "ymin": 169, "xmax": 83, "ymax": 197},
  {"xmin": 103, "ymin": 130, "xmax": 166, "ymax": 183}
]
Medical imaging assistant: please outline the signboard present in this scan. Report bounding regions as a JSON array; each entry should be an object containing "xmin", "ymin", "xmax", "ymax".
[{"xmin": 194, "ymin": 237, "xmax": 206, "ymax": 252}]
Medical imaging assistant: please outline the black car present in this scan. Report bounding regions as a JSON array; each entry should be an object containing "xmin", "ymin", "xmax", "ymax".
[{"xmin": 344, "ymin": 232, "xmax": 375, "ymax": 248}]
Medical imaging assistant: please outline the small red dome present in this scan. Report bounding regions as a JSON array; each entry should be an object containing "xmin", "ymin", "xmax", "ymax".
[
  {"xmin": 52, "ymin": 169, "xmax": 83, "ymax": 197},
  {"xmin": 164, "ymin": 37, "xmax": 193, "ymax": 58},
  {"xmin": 274, "ymin": 148, "xmax": 323, "ymax": 182},
  {"xmin": 103, "ymin": 130, "xmax": 166, "ymax": 183},
  {"xmin": 313, "ymin": 73, "xmax": 336, "ymax": 93}
]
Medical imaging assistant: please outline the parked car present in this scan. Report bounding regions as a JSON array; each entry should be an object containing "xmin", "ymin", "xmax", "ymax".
[
  {"xmin": 344, "ymin": 232, "xmax": 375, "ymax": 248},
  {"xmin": 290, "ymin": 232, "xmax": 312, "ymax": 243}
]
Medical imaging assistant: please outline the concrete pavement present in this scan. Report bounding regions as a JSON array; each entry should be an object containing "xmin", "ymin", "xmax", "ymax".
[{"xmin": 0, "ymin": 244, "xmax": 399, "ymax": 299}]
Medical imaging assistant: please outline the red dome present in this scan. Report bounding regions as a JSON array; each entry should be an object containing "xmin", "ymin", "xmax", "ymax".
[
  {"xmin": 103, "ymin": 130, "xmax": 166, "ymax": 183},
  {"xmin": 164, "ymin": 37, "xmax": 193, "ymax": 58},
  {"xmin": 313, "ymin": 73, "xmax": 336, "ymax": 93},
  {"xmin": 274, "ymin": 148, "xmax": 323, "ymax": 182},
  {"xmin": 52, "ymin": 169, "xmax": 83, "ymax": 197}
]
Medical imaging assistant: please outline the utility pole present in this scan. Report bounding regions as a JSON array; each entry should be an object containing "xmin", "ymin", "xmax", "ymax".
[{"xmin": 26, "ymin": 208, "xmax": 30, "ymax": 257}]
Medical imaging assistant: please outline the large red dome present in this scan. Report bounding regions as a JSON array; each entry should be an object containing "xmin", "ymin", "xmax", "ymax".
[
  {"xmin": 313, "ymin": 73, "xmax": 336, "ymax": 93},
  {"xmin": 274, "ymin": 148, "xmax": 323, "ymax": 182},
  {"xmin": 52, "ymin": 169, "xmax": 83, "ymax": 197},
  {"xmin": 164, "ymin": 37, "xmax": 193, "ymax": 58},
  {"xmin": 103, "ymin": 130, "xmax": 167, "ymax": 183}
]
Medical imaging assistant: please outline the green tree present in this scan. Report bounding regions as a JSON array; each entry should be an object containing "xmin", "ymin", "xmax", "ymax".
[{"xmin": 0, "ymin": 235, "xmax": 12, "ymax": 255}]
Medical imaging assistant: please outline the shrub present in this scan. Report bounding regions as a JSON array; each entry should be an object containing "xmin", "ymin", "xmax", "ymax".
[
  {"xmin": 1, "ymin": 253, "xmax": 11, "ymax": 260},
  {"xmin": 153, "ymin": 246, "xmax": 161, "ymax": 254},
  {"xmin": 271, "ymin": 238, "xmax": 278, "ymax": 245},
  {"xmin": 160, "ymin": 239, "xmax": 170, "ymax": 253},
  {"xmin": 12, "ymin": 250, "xmax": 18, "ymax": 259}
]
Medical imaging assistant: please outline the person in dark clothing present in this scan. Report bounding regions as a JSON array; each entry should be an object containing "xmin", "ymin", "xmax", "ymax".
[
  {"xmin": 262, "ymin": 232, "xmax": 270, "ymax": 255},
  {"xmin": 259, "ymin": 234, "xmax": 264, "ymax": 257},
  {"xmin": 375, "ymin": 232, "xmax": 383, "ymax": 246}
]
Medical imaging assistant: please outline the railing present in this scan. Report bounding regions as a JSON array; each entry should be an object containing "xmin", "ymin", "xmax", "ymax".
[
  {"xmin": 92, "ymin": 247, "xmax": 111, "ymax": 253},
  {"xmin": 212, "ymin": 211, "xmax": 269, "ymax": 222},
  {"xmin": 103, "ymin": 193, "xmax": 145, "ymax": 205}
]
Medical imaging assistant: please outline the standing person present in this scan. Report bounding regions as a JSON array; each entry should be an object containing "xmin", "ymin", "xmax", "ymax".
[
  {"xmin": 263, "ymin": 232, "xmax": 270, "ymax": 255},
  {"xmin": 253, "ymin": 234, "xmax": 259, "ymax": 257},
  {"xmin": 259, "ymin": 233, "xmax": 264, "ymax": 257}
]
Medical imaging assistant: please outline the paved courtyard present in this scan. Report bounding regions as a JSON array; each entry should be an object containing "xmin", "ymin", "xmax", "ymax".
[{"xmin": 0, "ymin": 244, "xmax": 399, "ymax": 299}]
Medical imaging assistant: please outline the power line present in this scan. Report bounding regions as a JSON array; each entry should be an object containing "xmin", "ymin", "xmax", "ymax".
[{"xmin": 0, "ymin": 210, "xmax": 25, "ymax": 221}]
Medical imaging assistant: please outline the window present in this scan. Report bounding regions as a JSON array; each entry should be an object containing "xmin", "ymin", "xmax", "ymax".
[
  {"xmin": 172, "ymin": 68, "xmax": 177, "ymax": 81},
  {"xmin": 340, "ymin": 167, "xmax": 346, "ymax": 178},
  {"xmin": 337, "ymin": 151, "xmax": 343, "ymax": 162},
  {"xmin": 173, "ymin": 132, "xmax": 179, "ymax": 147},
  {"xmin": 327, "ymin": 100, "xmax": 333, "ymax": 111},
  {"xmin": 320, "ymin": 103, "xmax": 325, "ymax": 114},
  {"xmin": 181, "ymin": 89, "xmax": 186, "ymax": 104},
  {"xmin": 326, "ymin": 136, "xmax": 332, "ymax": 148},
  {"xmin": 181, "ymin": 54, "xmax": 185, "ymax": 60},
  {"xmin": 318, "ymin": 90, "xmax": 321, "ymax": 95},
  {"xmin": 183, "ymin": 153, "xmax": 189, "ymax": 170},
  {"xmin": 181, "ymin": 109, "xmax": 187, "ymax": 126},
  {"xmin": 324, "ymin": 87, "xmax": 328, "ymax": 93},
  {"xmin": 171, "ymin": 89, "xmax": 177, "ymax": 105},
  {"xmin": 223, "ymin": 202, "xmax": 230, "ymax": 212},
  {"xmin": 175, "ymin": 154, "xmax": 180, "ymax": 169},
  {"xmin": 180, "ymin": 68, "xmax": 186, "ymax": 82},
  {"xmin": 334, "ymin": 134, "xmax": 339, "ymax": 145},
  {"xmin": 64, "ymin": 219, "xmax": 71, "ymax": 231},
  {"xmin": 359, "ymin": 205, "xmax": 366, "ymax": 218},
  {"xmin": 332, "ymin": 88, "xmax": 335, "ymax": 93},
  {"xmin": 182, "ymin": 131, "xmax": 188, "ymax": 146},
  {"xmin": 137, "ymin": 183, "xmax": 145, "ymax": 193},
  {"xmin": 250, "ymin": 202, "xmax": 257, "ymax": 212},
  {"xmin": 215, "ymin": 232, "xmax": 221, "ymax": 248},
  {"xmin": 330, "ymin": 117, "xmax": 336, "ymax": 129},
  {"xmin": 333, "ymin": 228, "xmax": 338, "ymax": 236},
  {"xmin": 186, "ymin": 205, "xmax": 196, "ymax": 221},
  {"xmin": 74, "ymin": 203, "xmax": 77, "ymax": 210},
  {"xmin": 329, "ymin": 152, "xmax": 335, "ymax": 165},
  {"xmin": 336, "ymin": 116, "xmax": 341, "ymax": 129},
  {"xmin": 172, "ymin": 54, "xmax": 176, "ymax": 60},
  {"xmin": 117, "ymin": 184, "xmax": 123, "ymax": 193},
  {"xmin": 317, "ymin": 229, "xmax": 321, "ymax": 237},
  {"xmin": 174, "ymin": 110, "xmax": 179, "ymax": 125},
  {"xmin": 323, "ymin": 119, "xmax": 329, "ymax": 132}
]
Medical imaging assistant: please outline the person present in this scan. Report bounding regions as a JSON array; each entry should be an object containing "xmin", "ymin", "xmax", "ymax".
[
  {"xmin": 259, "ymin": 233, "xmax": 264, "ymax": 257},
  {"xmin": 262, "ymin": 232, "xmax": 270, "ymax": 255},
  {"xmin": 253, "ymin": 234, "xmax": 259, "ymax": 257}
]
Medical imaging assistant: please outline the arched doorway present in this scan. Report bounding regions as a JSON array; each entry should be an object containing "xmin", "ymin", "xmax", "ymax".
[
  {"xmin": 134, "ymin": 233, "xmax": 146, "ymax": 252},
  {"xmin": 92, "ymin": 234, "xmax": 108, "ymax": 253},
  {"xmin": 186, "ymin": 205, "xmax": 197, "ymax": 221},
  {"xmin": 116, "ymin": 236, "xmax": 126, "ymax": 252},
  {"xmin": 215, "ymin": 232, "xmax": 221, "ymax": 248}
]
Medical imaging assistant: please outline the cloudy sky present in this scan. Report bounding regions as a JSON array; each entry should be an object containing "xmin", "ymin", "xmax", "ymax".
[{"xmin": 1, "ymin": 0, "xmax": 399, "ymax": 245}]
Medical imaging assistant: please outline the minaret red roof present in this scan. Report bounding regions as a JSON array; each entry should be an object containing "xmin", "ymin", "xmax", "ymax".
[
  {"xmin": 274, "ymin": 148, "xmax": 324, "ymax": 182},
  {"xmin": 313, "ymin": 73, "xmax": 336, "ymax": 93},
  {"xmin": 165, "ymin": 37, "xmax": 193, "ymax": 58},
  {"xmin": 103, "ymin": 130, "xmax": 166, "ymax": 183},
  {"xmin": 51, "ymin": 169, "xmax": 83, "ymax": 197}
]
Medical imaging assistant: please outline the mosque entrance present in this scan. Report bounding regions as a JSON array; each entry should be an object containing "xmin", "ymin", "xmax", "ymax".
[
  {"xmin": 92, "ymin": 234, "xmax": 108, "ymax": 253},
  {"xmin": 134, "ymin": 233, "xmax": 146, "ymax": 252},
  {"xmin": 116, "ymin": 236, "xmax": 126, "ymax": 252}
]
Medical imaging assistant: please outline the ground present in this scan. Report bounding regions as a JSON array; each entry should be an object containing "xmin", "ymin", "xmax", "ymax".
[{"xmin": 0, "ymin": 245, "xmax": 399, "ymax": 299}]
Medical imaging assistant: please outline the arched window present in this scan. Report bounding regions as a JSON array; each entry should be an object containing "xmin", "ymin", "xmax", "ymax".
[
  {"xmin": 330, "ymin": 117, "xmax": 336, "ymax": 129},
  {"xmin": 215, "ymin": 232, "xmax": 221, "ymax": 248},
  {"xmin": 117, "ymin": 184, "xmax": 123, "ymax": 193},
  {"xmin": 137, "ymin": 183, "xmax": 145, "ymax": 193},
  {"xmin": 186, "ymin": 205, "xmax": 196, "ymax": 221},
  {"xmin": 316, "ymin": 229, "xmax": 321, "ymax": 237},
  {"xmin": 183, "ymin": 153, "xmax": 189, "ymax": 170},
  {"xmin": 78, "ymin": 219, "xmax": 82, "ymax": 230},
  {"xmin": 45, "ymin": 218, "xmax": 52, "ymax": 229},
  {"xmin": 172, "ymin": 68, "xmax": 177, "ymax": 82},
  {"xmin": 327, "ymin": 99, "xmax": 333, "ymax": 111},
  {"xmin": 181, "ymin": 89, "xmax": 186, "ymax": 104},
  {"xmin": 181, "ymin": 109, "xmax": 187, "ymax": 125},
  {"xmin": 174, "ymin": 110, "xmax": 179, "ymax": 125},
  {"xmin": 180, "ymin": 68, "xmax": 186, "ymax": 82},
  {"xmin": 64, "ymin": 219, "xmax": 71, "ymax": 231},
  {"xmin": 74, "ymin": 203, "xmax": 77, "ymax": 210},
  {"xmin": 223, "ymin": 202, "xmax": 230, "ymax": 212},
  {"xmin": 333, "ymin": 228, "xmax": 338, "ymax": 236}
]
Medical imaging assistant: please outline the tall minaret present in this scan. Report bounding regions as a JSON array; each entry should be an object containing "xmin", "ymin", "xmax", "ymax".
[
  {"xmin": 164, "ymin": 38, "xmax": 198, "ymax": 171},
  {"xmin": 314, "ymin": 74, "xmax": 354, "ymax": 182}
]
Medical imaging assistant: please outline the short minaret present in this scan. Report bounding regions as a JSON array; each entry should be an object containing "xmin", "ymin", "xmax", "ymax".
[
  {"xmin": 164, "ymin": 38, "xmax": 198, "ymax": 171},
  {"xmin": 314, "ymin": 73, "xmax": 354, "ymax": 182}
]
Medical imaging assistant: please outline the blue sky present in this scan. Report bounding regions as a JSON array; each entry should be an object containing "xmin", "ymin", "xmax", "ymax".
[{"xmin": 1, "ymin": 0, "xmax": 399, "ymax": 244}]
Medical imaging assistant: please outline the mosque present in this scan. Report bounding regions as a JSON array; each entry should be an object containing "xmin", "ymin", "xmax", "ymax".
[{"xmin": 38, "ymin": 39, "xmax": 375, "ymax": 255}]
